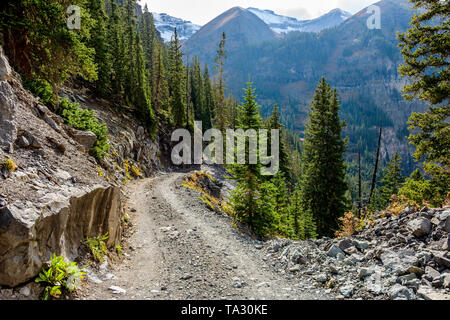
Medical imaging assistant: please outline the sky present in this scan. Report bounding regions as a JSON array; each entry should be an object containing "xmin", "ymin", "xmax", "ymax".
[{"xmin": 140, "ymin": 0, "xmax": 378, "ymax": 25}]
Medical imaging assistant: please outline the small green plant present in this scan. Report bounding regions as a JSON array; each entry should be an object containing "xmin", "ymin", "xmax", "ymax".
[
  {"xmin": 1, "ymin": 157, "xmax": 17, "ymax": 172},
  {"xmin": 85, "ymin": 233, "xmax": 109, "ymax": 262},
  {"xmin": 23, "ymin": 77, "xmax": 55, "ymax": 108},
  {"xmin": 115, "ymin": 245, "xmax": 123, "ymax": 255},
  {"xmin": 58, "ymin": 98, "xmax": 110, "ymax": 160},
  {"xmin": 35, "ymin": 254, "xmax": 85, "ymax": 300}
]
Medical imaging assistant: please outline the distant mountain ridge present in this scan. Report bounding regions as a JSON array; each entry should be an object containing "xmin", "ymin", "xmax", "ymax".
[
  {"xmin": 152, "ymin": 12, "xmax": 201, "ymax": 42},
  {"xmin": 182, "ymin": 0, "xmax": 428, "ymax": 173},
  {"xmin": 183, "ymin": 7, "xmax": 278, "ymax": 59},
  {"xmin": 247, "ymin": 7, "xmax": 352, "ymax": 34}
]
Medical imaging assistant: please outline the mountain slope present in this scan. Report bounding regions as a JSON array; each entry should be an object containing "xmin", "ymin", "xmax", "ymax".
[
  {"xmin": 152, "ymin": 13, "xmax": 201, "ymax": 42},
  {"xmin": 184, "ymin": 0, "xmax": 427, "ymax": 172},
  {"xmin": 183, "ymin": 7, "xmax": 278, "ymax": 59},
  {"xmin": 247, "ymin": 7, "xmax": 351, "ymax": 34}
]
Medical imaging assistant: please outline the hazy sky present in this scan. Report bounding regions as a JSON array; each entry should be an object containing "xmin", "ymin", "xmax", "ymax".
[{"xmin": 140, "ymin": 0, "xmax": 377, "ymax": 25}]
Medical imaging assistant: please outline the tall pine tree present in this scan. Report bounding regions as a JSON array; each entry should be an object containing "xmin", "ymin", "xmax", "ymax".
[{"xmin": 299, "ymin": 78, "xmax": 349, "ymax": 237}]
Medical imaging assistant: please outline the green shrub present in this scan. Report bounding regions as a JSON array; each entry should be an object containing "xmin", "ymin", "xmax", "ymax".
[
  {"xmin": 398, "ymin": 169, "xmax": 442, "ymax": 206},
  {"xmin": 35, "ymin": 254, "xmax": 85, "ymax": 300},
  {"xmin": 58, "ymin": 98, "xmax": 110, "ymax": 159},
  {"xmin": 23, "ymin": 78, "xmax": 55, "ymax": 107},
  {"xmin": 85, "ymin": 233, "xmax": 109, "ymax": 262}
]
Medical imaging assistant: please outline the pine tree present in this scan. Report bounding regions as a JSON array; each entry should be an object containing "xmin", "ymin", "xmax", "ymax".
[
  {"xmin": 290, "ymin": 187, "xmax": 317, "ymax": 240},
  {"xmin": 214, "ymin": 32, "xmax": 228, "ymax": 133},
  {"xmin": 87, "ymin": 0, "xmax": 111, "ymax": 96},
  {"xmin": 229, "ymin": 82, "xmax": 276, "ymax": 237},
  {"xmin": 267, "ymin": 105, "xmax": 290, "ymax": 178},
  {"xmin": 272, "ymin": 173, "xmax": 293, "ymax": 237},
  {"xmin": 151, "ymin": 40, "xmax": 170, "ymax": 116},
  {"xmin": 372, "ymin": 153, "xmax": 404, "ymax": 210},
  {"xmin": 299, "ymin": 77, "xmax": 349, "ymax": 237},
  {"xmin": 168, "ymin": 28, "xmax": 187, "ymax": 128},
  {"xmin": 398, "ymin": 0, "xmax": 449, "ymax": 207},
  {"xmin": 202, "ymin": 64, "xmax": 214, "ymax": 131}
]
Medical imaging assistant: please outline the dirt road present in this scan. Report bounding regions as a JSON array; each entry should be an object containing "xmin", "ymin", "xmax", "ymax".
[{"xmin": 83, "ymin": 172, "xmax": 334, "ymax": 300}]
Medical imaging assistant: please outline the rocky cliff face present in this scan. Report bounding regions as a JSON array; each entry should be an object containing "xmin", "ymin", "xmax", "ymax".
[{"xmin": 0, "ymin": 46, "xmax": 161, "ymax": 287}]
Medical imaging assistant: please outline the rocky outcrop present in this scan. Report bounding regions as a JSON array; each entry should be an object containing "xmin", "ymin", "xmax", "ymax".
[
  {"xmin": 0, "ymin": 46, "xmax": 125, "ymax": 288},
  {"xmin": 264, "ymin": 207, "xmax": 450, "ymax": 300},
  {"xmin": 0, "ymin": 185, "xmax": 122, "ymax": 287},
  {"xmin": 0, "ymin": 47, "xmax": 17, "ymax": 153}
]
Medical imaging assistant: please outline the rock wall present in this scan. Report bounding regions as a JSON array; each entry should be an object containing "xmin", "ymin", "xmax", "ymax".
[
  {"xmin": 0, "ymin": 46, "xmax": 125, "ymax": 288},
  {"xmin": 0, "ymin": 185, "xmax": 122, "ymax": 287}
]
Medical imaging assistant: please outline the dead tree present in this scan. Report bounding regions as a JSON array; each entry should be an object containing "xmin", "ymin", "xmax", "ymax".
[{"xmin": 368, "ymin": 121, "xmax": 383, "ymax": 207}]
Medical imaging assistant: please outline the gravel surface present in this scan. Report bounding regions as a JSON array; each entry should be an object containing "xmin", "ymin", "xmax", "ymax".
[{"xmin": 82, "ymin": 172, "xmax": 335, "ymax": 300}]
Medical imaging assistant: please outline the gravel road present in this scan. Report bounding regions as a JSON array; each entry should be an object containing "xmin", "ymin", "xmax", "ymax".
[{"xmin": 83, "ymin": 172, "xmax": 335, "ymax": 300}]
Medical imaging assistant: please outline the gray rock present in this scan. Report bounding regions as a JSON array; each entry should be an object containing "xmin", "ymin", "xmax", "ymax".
[
  {"xmin": 417, "ymin": 286, "xmax": 450, "ymax": 300},
  {"xmin": 339, "ymin": 285, "xmax": 354, "ymax": 298},
  {"xmin": 338, "ymin": 238, "xmax": 354, "ymax": 251},
  {"xmin": 359, "ymin": 267, "xmax": 375, "ymax": 279},
  {"xmin": 314, "ymin": 273, "xmax": 328, "ymax": 284},
  {"xmin": 353, "ymin": 240, "xmax": 369, "ymax": 250},
  {"xmin": 70, "ymin": 129, "xmax": 97, "ymax": 150},
  {"xmin": 327, "ymin": 245, "xmax": 345, "ymax": 258},
  {"xmin": 16, "ymin": 135, "xmax": 30, "ymax": 148},
  {"xmin": 0, "ymin": 46, "xmax": 11, "ymax": 81},
  {"xmin": 424, "ymin": 266, "xmax": 441, "ymax": 281},
  {"xmin": 434, "ymin": 254, "xmax": 450, "ymax": 269},
  {"xmin": 0, "ymin": 81, "xmax": 18, "ymax": 152},
  {"xmin": 443, "ymin": 274, "xmax": 450, "ymax": 289},
  {"xmin": 389, "ymin": 284, "xmax": 415, "ymax": 300},
  {"xmin": 440, "ymin": 210, "xmax": 450, "ymax": 222},
  {"xmin": 444, "ymin": 216, "xmax": 450, "ymax": 233},
  {"xmin": 19, "ymin": 286, "xmax": 31, "ymax": 297},
  {"xmin": 0, "ymin": 186, "xmax": 122, "ymax": 287},
  {"xmin": 108, "ymin": 286, "xmax": 126, "ymax": 294},
  {"xmin": 407, "ymin": 218, "xmax": 432, "ymax": 237},
  {"xmin": 444, "ymin": 235, "xmax": 450, "ymax": 251}
]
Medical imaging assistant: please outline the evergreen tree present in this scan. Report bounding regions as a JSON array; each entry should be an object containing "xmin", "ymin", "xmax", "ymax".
[
  {"xmin": 272, "ymin": 173, "xmax": 293, "ymax": 237},
  {"xmin": 214, "ymin": 32, "xmax": 228, "ymax": 133},
  {"xmin": 151, "ymin": 40, "xmax": 170, "ymax": 117},
  {"xmin": 229, "ymin": 82, "xmax": 276, "ymax": 237},
  {"xmin": 290, "ymin": 187, "xmax": 317, "ymax": 240},
  {"xmin": 87, "ymin": 0, "xmax": 111, "ymax": 96},
  {"xmin": 267, "ymin": 105, "xmax": 290, "ymax": 178},
  {"xmin": 202, "ymin": 64, "xmax": 214, "ymax": 131},
  {"xmin": 372, "ymin": 153, "xmax": 404, "ymax": 210},
  {"xmin": 398, "ymin": 0, "xmax": 449, "ymax": 206},
  {"xmin": 299, "ymin": 78, "xmax": 349, "ymax": 237},
  {"xmin": 168, "ymin": 28, "xmax": 187, "ymax": 128}
]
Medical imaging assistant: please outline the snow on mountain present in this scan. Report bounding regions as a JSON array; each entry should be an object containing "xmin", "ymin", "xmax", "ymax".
[
  {"xmin": 247, "ymin": 7, "xmax": 352, "ymax": 34},
  {"xmin": 152, "ymin": 13, "xmax": 201, "ymax": 42}
]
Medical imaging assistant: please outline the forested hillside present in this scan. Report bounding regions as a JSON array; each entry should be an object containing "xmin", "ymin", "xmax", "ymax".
[{"xmin": 183, "ymin": 0, "xmax": 429, "ymax": 175}]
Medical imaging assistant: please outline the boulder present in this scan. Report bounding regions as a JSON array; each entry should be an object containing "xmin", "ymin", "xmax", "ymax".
[
  {"xmin": 389, "ymin": 284, "xmax": 415, "ymax": 300},
  {"xmin": 0, "ymin": 81, "xmax": 18, "ymax": 153},
  {"xmin": 338, "ymin": 238, "xmax": 354, "ymax": 251},
  {"xmin": 444, "ymin": 216, "xmax": 450, "ymax": 233},
  {"xmin": 417, "ymin": 286, "xmax": 450, "ymax": 300},
  {"xmin": 339, "ymin": 285, "xmax": 354, "ymax": 298},
  {"xmin": 327, "ymin": 245, "xmax": 345, "ymax": 258},
  {"xmin": 70, "ymin": 129, "xmax": 97, "ymax": 150},
  {"xmin": 407, "ymin": 218, "xmax": 432, "ymax": 237},
  {"xmin": 0, "ymin": 185, "xmax": 122, "ymax": 287},
  {"xmin": 0, "ymin": 46, "xmax": 12, "ymax": 81}
]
